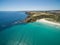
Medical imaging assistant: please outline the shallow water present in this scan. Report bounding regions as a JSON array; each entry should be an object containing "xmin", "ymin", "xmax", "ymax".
[{"xmin": 0, "ymin": 22, "xmax": 60, "ymax": 45}]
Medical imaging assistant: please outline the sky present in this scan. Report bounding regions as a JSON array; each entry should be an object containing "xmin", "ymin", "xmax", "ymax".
[{"xmin": 0, "ymin": 0, "xmax": 60, "ymax": 11}]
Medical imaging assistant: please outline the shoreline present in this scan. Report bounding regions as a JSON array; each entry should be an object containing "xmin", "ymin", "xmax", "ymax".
[{"xmin": 36, "ymin": 19, "xmax": 60, "ymax": 26}]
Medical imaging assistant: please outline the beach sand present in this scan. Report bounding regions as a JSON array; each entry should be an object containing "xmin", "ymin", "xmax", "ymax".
[{"xmin": 36, "ymin": 19, "xmax": 60, "ymax": 26}]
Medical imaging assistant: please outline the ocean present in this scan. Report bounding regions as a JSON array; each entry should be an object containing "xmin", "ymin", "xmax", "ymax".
[{"xmin": 0, "ymin": 11, "xmax": 60, "ymax": 45}]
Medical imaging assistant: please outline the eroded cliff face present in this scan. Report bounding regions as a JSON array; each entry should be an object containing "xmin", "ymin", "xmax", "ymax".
[{"xmin": 25, "ymin": 11, "xmax": 60, "ymax": 23}]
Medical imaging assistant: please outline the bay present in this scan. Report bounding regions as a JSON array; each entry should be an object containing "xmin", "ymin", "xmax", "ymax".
[{"xmin": 0, "ymin": 11, "xmax": 60, "ymax": 45}]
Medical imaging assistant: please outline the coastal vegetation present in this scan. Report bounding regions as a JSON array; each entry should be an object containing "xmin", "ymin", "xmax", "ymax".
[{"xmin": 25, "ymin": 10, "xmax": 60, "ymax": 23}]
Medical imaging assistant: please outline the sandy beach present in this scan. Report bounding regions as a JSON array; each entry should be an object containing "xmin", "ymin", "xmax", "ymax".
[{"xmin": 36, "ymin": 19, "xmax": 60, "ymax": 26}]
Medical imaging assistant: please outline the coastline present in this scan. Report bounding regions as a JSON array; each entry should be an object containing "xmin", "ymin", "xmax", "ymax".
[{"xmin": 36, "ymin": 19, "xmax": 60, "ymax": 26}]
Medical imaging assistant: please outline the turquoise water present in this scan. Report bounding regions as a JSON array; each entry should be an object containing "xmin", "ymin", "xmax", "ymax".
[{"xmin": 0, "ymin": 22, "xmax": 60, "ymax": 45}]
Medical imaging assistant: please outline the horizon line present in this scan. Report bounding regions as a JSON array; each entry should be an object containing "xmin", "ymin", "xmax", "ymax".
[{"xmin": 0, "ymin": 9, "xmax": 60, "ymax": 11}]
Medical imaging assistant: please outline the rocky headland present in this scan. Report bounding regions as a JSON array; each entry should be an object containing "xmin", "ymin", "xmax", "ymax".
[{"xmin": 25, "ymin": 10, "xmax": 60, "ymax": 23}]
